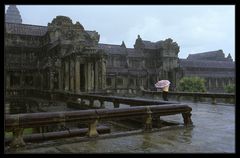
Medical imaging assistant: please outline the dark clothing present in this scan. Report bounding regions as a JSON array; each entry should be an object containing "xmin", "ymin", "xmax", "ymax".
[{"xmin": 162, "ymin": 91, "xmax": 168, "ymax": 101}]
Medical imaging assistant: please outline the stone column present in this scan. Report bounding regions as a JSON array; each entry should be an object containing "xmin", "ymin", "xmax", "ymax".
[
  {"xmin": 75, "ymin": 59, "xmax": 80, "ymax": 93},
  {"xmin": 88, "ymin": 62, "xmax": 93, "ymax": 91},
  {"xmin": 70, "ymin": 59, "xmax": 74, "ymax": 92},
  {"xmin": 20, "ymin": 73, "xmax": 24, "ymax": 88},
  {"xmin": 208, "ymin": 78, "xmax": 211, "ymax": 90},
  {"xmin": 102, "ymin": 58, "xmax": 106, "ymax": 90},
  {"xmin": 94, "ymin": 62, "xmax": 98, "ymax": 91},
  {"xmin": 215, "ymin": 78, "xmax": 218, "ymax": 89},
  {"xmin": 64, "ymin": 60, "xmax": 69, "ymax": 91},
  {"xmin": 50, "ymin": 71, "xmax": 54, "ymax": 90},
  {"xmin": 85, "ymin": 62, "xmax": 88, "ymax": 92},
  {"xmin": 91, "ymin": 63, "xmax": 94, "ymax": 91},
  {"xmin": 98, "ymin": 61, "xmax": 102, "ymax": 89},
  {"xmin": 58, "ymin": 69, "xmax": 62, "ymax": 90},
  {"xmin": 88, "ymin": 63, "xmax": 92, "ymax": 91},
  {"xmin": 6, "ymin": 73, "xmax": 10, "ymax": 89},
  {"xmin": 39, "ymin": 73, "xmax": 43, "ymax": 90}
]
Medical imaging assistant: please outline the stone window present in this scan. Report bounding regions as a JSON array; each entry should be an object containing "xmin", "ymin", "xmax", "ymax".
[
  {"xmin": 129, "ymin": 78, "xmax": 134, "ymax": 86},
  {"xmin": 116, "ymin": 78, "xmax": 123, "ymax": 86},
  {"xmin": 107, "ymin": 77, "xmax": 112, "ymax": 86},
  {"xmin": 132, "ymin": 60, "xmax": 140, "ymax": 68},
  {"xmin": 10, "ymin": 75, "xmax": 20, "ymax": 87},
  {"xmin": 113, "ymin": 56, "xmax": 125, "ymax": 67},
  {"xmin": 25, "ymin": 76, "xmax": 33, "ymax": 87}
]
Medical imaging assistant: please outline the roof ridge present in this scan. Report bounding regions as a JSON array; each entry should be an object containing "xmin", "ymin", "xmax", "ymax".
[{"xmin": 6, "ymin": 22, "xmax": 47, "ymax": 28}]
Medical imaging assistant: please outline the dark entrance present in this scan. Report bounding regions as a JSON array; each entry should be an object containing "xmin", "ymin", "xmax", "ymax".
[{"xmin": 80, "ymin": 64, "xmax": 85, "ymax": 91}]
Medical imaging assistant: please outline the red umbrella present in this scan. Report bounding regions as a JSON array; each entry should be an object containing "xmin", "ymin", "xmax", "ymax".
[{"xmin": 155, "ymin": 80, "xmax": 170, "ymax": 89}]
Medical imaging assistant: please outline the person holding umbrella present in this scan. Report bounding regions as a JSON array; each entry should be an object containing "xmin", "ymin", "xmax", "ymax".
[{"xmin": 155, "ymin": 80, "xmax": 170, "ymax": 101}]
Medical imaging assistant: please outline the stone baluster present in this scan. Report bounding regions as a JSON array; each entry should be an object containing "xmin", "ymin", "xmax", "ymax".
[
  {"xmin": 144, "ymin": 106, "xmax": 152, "ymax": 132},
  {"xmin": 182, "ymin": 112, "xmax": 193, "ymax": 126},
  {"xmin": 212, "ymin": 97, "xmax": 216, "ymax": 104},
  {"xmin": 113, "ymin": 102, "xmax": 120, "ymax": 108},
  {"xmin": 99, "ymin": 100, "xmax": 105, "ymax": 108},
  {"xmin": 153, "ymin": 115, "xmax": 162, "ymax": 128},
  {"xmin": 177, "ymin": 95, "xmax": 181, "ymax": 101},
  {"xmin": 9, "ymin": 127, "xmax": 25, "ymax": 148},
  {"xmin": 88, "ymin": 118, "xmax": 99, "ymax": 137},
  {"xmin": 193, "ymin": 96, "xmax": 198, "ymax": 103},
  {"xmin": 89, "ymin": 99, "xmax": 94, "ymax": 107}
]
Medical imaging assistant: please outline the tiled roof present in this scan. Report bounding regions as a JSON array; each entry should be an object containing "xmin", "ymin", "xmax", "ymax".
[
  {"xmin": 5, "ymin": 22, "xmax": 99, "ymax": 38},
  {"xmin": 142, "ymin": 40, "xmax": 156, "ymax": 49},
  {"xmin": 126, "ymin": 48, "xmax": 143, "ymax": 57},
  {"xmin": 187, "ymin": 50, "xmax": 226, "ymax": 61},
  {"xmin": 98, "ymin": 43, "xmax": 127, "ymax": 54},
  {"xmin": 5, "ymin": 22, "xmax": 48, "ymax": 36},
  {"xmin": 179, "ymin": 59, "xmax": 235, "ymax": 69},
  {"xmin": 184, "ymin": 72, "xmax": 234, "ymax": 78}
]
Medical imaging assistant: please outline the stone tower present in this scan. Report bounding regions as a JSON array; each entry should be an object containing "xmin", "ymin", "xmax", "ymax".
[{"xmin": 5, "ymin": 5, "xmax": 22, "ymax": 23}]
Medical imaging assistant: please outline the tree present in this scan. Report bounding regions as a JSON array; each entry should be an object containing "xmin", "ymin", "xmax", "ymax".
[
  {"xmin": 178, "ymin": 76, "xmax": 206, "ymax": 92},
  {"xmin": 224, "ymin": 84, "xmax": 235, "ymax": 93}
]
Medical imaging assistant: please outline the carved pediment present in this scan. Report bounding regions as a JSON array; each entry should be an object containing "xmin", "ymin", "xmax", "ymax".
[
  {"xmin": 47, "ymin": 16, "xmax": 93, "ymax": 43},
  {"xmin": 157, "ymin": 38, "xmax": 180, "ymax": 55}
]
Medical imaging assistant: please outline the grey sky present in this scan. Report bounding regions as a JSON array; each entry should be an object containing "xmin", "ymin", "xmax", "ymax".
[{"xmin": 5, "ymin": 5, "xmax": 235, "ymax": 60}]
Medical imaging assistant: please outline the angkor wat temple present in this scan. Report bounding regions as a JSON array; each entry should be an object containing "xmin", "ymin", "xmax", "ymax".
[{"xmin": 5, "ymin": 5, "xmax": 235, "ymax": 94}]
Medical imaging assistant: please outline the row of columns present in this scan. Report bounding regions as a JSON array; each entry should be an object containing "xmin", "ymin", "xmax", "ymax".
[
  {"xmin": 207, "ymin": 78, "xmax": 233, "ymax": 90},
  {"xmin": 61, "ymin": 56, "xmax": 106, "ymax": 93}
]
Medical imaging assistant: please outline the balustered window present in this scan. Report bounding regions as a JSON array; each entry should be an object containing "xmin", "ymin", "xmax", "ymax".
[
  {"xmin": 107, "ymin": 77, "xmax": 112, "ymax": 86},
  {"xmin": 25, "ymin": 76, "xmax": 33, "ymax": 87},
  {"xmin": 10, "ymin": 75, "xmax": 20, "ymax": 87},
  {"xmin": 116, "ymin": 78, "xmax": 123, "ymax": 86}
]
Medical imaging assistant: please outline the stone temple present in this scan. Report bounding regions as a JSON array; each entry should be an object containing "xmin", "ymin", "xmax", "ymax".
[{"xmin": 4, "ymin": 5, "xmax": 235, "ymax": 94}]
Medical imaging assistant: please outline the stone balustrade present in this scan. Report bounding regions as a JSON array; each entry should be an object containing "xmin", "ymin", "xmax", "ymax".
[
  {"xmin": 6, "ymin": 88, "xmax": 175, "ymax": 109},
  {"xmin": 5, "ymin": 104, "xmax": 192, "ymax": 148},
  {"xmin": 142, "ymin": 89, "xmax": 235, "ymax": 104}
]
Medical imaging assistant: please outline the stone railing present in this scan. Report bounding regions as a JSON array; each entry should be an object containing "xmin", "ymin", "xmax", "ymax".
[
  {"xmin": 5, "ymin": 104, "xmax": 192, "ymax": 148},
  {"xmin": 5, "ymin": 88, "xmax": 26, "ymax": 97},
  {"xmin": 106, "ymin": 88, "xmax": 139, "ymax": 95},
  {"xmin": 142, "ymin": 90, "xmax": 235, "ymax": 104},
  {"xmin": 6, "ymin": 88, "xmax": 177, "ymax": 109}
]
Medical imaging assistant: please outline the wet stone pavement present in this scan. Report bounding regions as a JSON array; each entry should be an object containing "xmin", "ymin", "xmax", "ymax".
[{"xmin": 8, "ymin": 102, "xmax": 235, "ymax": 153}]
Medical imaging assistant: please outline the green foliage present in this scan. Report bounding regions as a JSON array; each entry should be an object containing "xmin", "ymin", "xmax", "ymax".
[
  {"xmin": 5, "ymin": 131, "xmax": 12, "ymax": 137},
  {"xmin": 5, "ymin": 128, "xmax": 33, "ymax": 138},
  {"xmin": 178, "ymin": 76, "xmax": 206, "ymax": 92},
  {"xmin": 23, "ymin": 128, "xmax": 33, "ymax": 135},
  {"xmin": 224, "ymin": 84, "xmax": 235, "ymax": 93}
]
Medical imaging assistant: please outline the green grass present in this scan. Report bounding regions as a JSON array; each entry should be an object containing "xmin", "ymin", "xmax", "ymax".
[{"xmin": 5, "ymin": 128, "xmax": 33, "ymax": 138}]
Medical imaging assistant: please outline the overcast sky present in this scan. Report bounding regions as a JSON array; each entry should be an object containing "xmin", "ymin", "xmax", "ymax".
[{"xmin": 5, "ymin": 5, "xmax": 235, "ymax": 60}]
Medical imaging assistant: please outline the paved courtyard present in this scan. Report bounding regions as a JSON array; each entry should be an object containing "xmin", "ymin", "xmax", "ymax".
[{"xmin": 7, "ymin": 102, "xmax": 235, "ymax": 153}]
